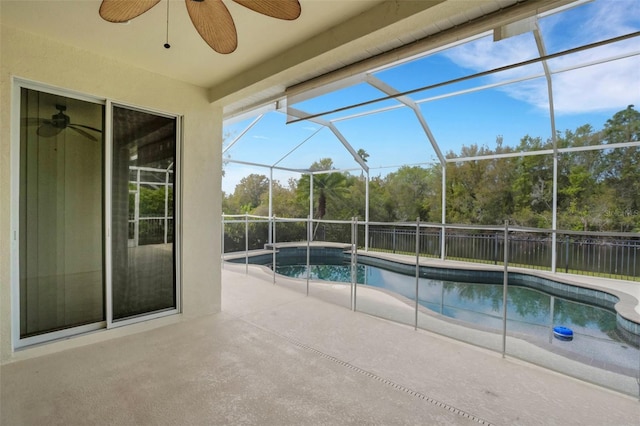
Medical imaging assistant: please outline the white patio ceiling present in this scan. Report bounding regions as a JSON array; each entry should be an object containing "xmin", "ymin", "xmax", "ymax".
[{"xmin": 1, "ymin": 0, "xmax": 532, "ymax": 113}]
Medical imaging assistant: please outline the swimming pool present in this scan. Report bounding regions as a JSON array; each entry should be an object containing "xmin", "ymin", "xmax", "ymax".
[
  {"xmin": 271, "ymin": 256, "xmax": 640, "ymax": 377},
  {"xmin": 227, "ymin": 245, "xmax": 640, "ymax": 394},
  {"xmin": 276, "ymin": 262, "xmax": 619, "ymax": 342}
]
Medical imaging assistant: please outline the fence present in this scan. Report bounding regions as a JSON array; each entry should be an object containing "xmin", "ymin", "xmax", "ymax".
[
  {"xmin": 222, "ymin": 214, "xmax": 640, "ymax": 397},
  {"xmin": 223, "ymin": 215, "xmax": 639, "ymax": 281},
  {"xmin": 128, "ymin": 217, "xmax": 174, "ymax": 246}
]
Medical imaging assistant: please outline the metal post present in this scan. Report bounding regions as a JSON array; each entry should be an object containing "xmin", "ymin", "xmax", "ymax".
[
  {"xmin": 502, "ymin": 220, "xmax": 509, "ymax": 358},
  {"xmin": 549, "ymin": 296, "xmax": 555, "ymax": 344},
  {"xmin": 350, "ymin": 217, "xmax": 355, "ymax": 311},
  {"xmin": 306, "ymin": 215, "xmax": 311, "ymax": 296},
  {"xmin": 134, "ymin": 169, "xmax": 141, "ymax": 247},
  {"xmin": 354, "ymin": 217, "xmax": 359, "ymax": 311},
  {"xmin": 272, "ymin": 216, "xmax": 277, "ymax": 284},
  {"xmin": 164, "ymin": 167, "xmax": 170, "ymax": 244},
  {"xmin": 269, "ymin": 167, "xmax": 273, "ymax": 244},
  {"xmin": 535, "ymin": 24, "xmax": 558, "ymax": 274},
  {"xmin": 309, "ymin": 174, "xmax": 314, "ymax": 240},
  {"xmin": 415, "ymin": 217, "xmax": 420, "ymax": 331},
  {"xmin": 365, "ymin": 172, "xmax": 370, "ymax": 252},
  {"xmin": 551, "ymin": 156, "xmax": 558, "ymax": 273},
  {"xmin": 441, "ymin": 164, "xmax": 446, "ymax": 261},
  {"xmin": 245, "ymin": 213, "xmax": 249, "ymax": 274},
  {"xmin": 494, "ymin": 232, "xmax": 499, "ymax": 265},
  {"xmin": 565, "ymin": 235, "xmax": 570, "ymax": 273},
  {"xmin": 392, "ymin": 227, "xmax": 396, "ymax": 253},
  {"xmin": 637, "ymin": 342, "xmax": 640, "ymax": 398},
  {"xmin": 221, "ymin": 217, "xmax": 225, "ymax": 269},
  {"xmin": 440, "ymin": 225, "xmax": 446, "ymax": 261}
]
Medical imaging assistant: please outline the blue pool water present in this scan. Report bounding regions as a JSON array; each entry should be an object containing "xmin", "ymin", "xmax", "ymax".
[
  {"xmin": 265, "ymin": 253, "xmax": 640, "ymax": 391},
  {"xmin": 276, "ymin": 262, "xmax": 619, "ymax": 341}
]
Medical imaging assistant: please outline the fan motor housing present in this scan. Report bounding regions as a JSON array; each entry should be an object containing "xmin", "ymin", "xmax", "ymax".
[{"xmin": 51, "ymin": 112, "xmax": 70, "ymax": 128}]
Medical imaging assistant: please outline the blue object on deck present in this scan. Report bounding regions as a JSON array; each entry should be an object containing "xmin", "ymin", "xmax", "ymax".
[{"xmin": 553, "ymin": 326, "xmax": 574, "ymax": 341}]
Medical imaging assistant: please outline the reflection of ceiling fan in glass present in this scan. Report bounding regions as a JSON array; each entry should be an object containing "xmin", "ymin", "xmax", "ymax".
[
  {"xmin": 99, "ymin": 0, "xmax": 302, "ymax": 54},
  {"xmin": 23, "ymin": 104, "xmax": 102, "ymax": 141}
]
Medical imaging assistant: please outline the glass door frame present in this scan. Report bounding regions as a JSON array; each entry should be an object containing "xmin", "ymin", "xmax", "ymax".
[{"xmin": 10, "ymin": 79, "xmax": 182, "ymax": 350}]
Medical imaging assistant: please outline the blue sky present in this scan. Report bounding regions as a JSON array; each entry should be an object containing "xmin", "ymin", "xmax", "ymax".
[{"xmin": 223, "ymin": 0, "xmax": 640, "ymax": 194}]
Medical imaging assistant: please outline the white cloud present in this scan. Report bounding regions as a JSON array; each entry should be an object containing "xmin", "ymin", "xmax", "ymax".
[
  {"xmin": 252, "ymin": 135, "xmax": 269, "ymax": 140},
  {"xmin": 550, "ymin": 53, "xmax": 639, "ymax": 114},
  {"xmin": 441, "ymin": 1, "xmax": 640, "ymax": 115}
]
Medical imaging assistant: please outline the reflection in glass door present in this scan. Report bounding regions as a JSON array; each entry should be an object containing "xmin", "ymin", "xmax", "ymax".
[
  {"xmin": 19, "ymin": 88, "xmax": 105, "ymax": 338},
  {"xmin": 111, "ymin": 106, "xmax": 177, "ymax": 321}
]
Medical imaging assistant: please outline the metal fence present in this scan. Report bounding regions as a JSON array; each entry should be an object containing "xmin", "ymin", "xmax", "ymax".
[
  {"xmin": 222, "ymin": 215, "xmax": 640, "ymax": 281},
  {"xmin": 222, "ymin": 214, "xmax": 640, "ymax": 397},
  {"xmin": 128, "ymin": 217, "xmax": 174, "ymax": 246},
  {"xmin": 557, "ymin": 234, "xmax": 639, "ymax": 279}
]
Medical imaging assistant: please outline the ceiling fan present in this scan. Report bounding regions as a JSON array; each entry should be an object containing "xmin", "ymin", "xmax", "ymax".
[
  {"xmin": 23, "ymin": 104, "xmax": 102, "ymax": 141},
  {"xmin": 99, "ymin": 0, "xmax": 302, "ymax": 54}
]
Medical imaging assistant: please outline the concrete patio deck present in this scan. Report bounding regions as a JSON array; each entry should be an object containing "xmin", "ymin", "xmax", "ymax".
[{"xmin": 1, "ymin": 263, "xmax": 639, "ymax": 425}]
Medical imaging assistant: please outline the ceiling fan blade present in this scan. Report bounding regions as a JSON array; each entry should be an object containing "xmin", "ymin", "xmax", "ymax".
[
  {"xmin": 68, "ymin": 125, "xmax": 99, "ymax": 142},
  {"xmin": 37, "ymin": 124, "xmax": 63, "ymax": 138},
  {"xmin": 69, "ymin": 123, "xmax": 104, "ymax": 133},
  {"xmin": 99, "ymin": 0, "xmax": 161, "ymax": 23},
  {"xmin": 185, "ymin": 0, "xmax": 237, "ymax": 54},
  {"xmin": 22, "ymin": 117, "xmax": 48, "ymax": 126},
  {"xmin": 233, "ymin": 0, "xmax": 301, "ymax": 20}
]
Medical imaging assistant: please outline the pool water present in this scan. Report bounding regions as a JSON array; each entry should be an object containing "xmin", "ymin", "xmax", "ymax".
[
  {"xmin": 277, "ymin": 263, "xmax": 616, "ymax": 339},
  {"xmin": 275, "ymin": 262, "xmax": 640, "ymax": 376}
]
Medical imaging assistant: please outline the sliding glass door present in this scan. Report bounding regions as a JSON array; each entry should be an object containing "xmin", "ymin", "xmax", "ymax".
[
  {"xmin": 19, "ymin": 87, "xmax": 105, "ymax": 338},
  {"xmin": 110, "ymin": 105, "xmax": 178, "ymax": 321},
  {"xmin": 16, "ymin": 83, "xmax": 180, "ymax": 345}
]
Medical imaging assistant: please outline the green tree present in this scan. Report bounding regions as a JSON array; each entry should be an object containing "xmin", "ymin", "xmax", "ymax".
[
  {"xmin": 233, "ymin": 174, "xmax": 270, "ymax": 211},
  {"xmin": 556, "ymin": 124, "xmax": 606, "ymax": 230},
  {"xmin": 384, "ymin": 166, "xmax": 438, "ymax": 221},
  {"xmin": 445, "ymin": 144, "xmax": 492, "ymax": 224},
  {"xmin": 511, "ymin": 136, "xmax": 554, "ymax": 227},
  {"xmin": 296, "ymin": 158, "xmax": 348, "ymax": 220},
  {"xmin": 601, "ymin": 105, "xmax": 640, "ymax": 231},
  {"xmin": 357, "ymin": 148, "xmax": 369, "ymax": 163}
]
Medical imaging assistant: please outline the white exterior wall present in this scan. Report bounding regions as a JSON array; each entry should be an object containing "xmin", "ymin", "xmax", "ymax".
[{"xmin": 0, "ymin": 24, "xmax": 222, "ymax": 363}]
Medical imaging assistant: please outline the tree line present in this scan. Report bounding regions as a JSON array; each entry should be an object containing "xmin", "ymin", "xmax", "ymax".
[{"xmin": 223, "ymin": 106, "xmax": 640, "ymax": 232}]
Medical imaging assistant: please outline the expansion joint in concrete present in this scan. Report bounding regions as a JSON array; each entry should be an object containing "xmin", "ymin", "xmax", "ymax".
[{"xmin": 243, "ymin": 317, "xmax": 495, "ymax": 425}]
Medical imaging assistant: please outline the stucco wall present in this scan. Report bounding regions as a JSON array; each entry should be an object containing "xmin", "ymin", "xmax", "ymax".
[{"xmin": 0, "ymin": 24, "xmax": 222, "ymax": 363}]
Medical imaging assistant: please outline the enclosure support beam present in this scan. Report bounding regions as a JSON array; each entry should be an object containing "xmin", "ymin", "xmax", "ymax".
[
  {"xmin": 222, "ymin": 114, "xmax": 264, "ymax": 154},
  {"xmin": 534, "ymin": 24, "xmax": 558, "ymax": 272},
  {"xmin": 134, "ymin": 168, "xmax": 141, "ymax": 247},
  {"xmin": 365, "ymin": 171, "xmax": 370, "ymax": 251},
  {"xmin": 502, "ymin": 220, "xmax": 509, "ymax": 358},
  {"xmin": 364, "ymin": 76, "xmax": 445, "ymax": 165},
  {"xmin": 441, "ymin": 165, "xmax": 447, "ymax": 261},
  {"xmin": 415, "ymin": 217, "xmax": 420, "ymax": 331},
  {"xmin": 287, "ymin": 107, "xmax": 369, "ymax": 173},
  {"xmin": 309, "ymin": 174, "xmax": 314, "ymax": 240},
  {"xmin": 269, "ymin": 167, "xmax": 274, "ymax": 244}
]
